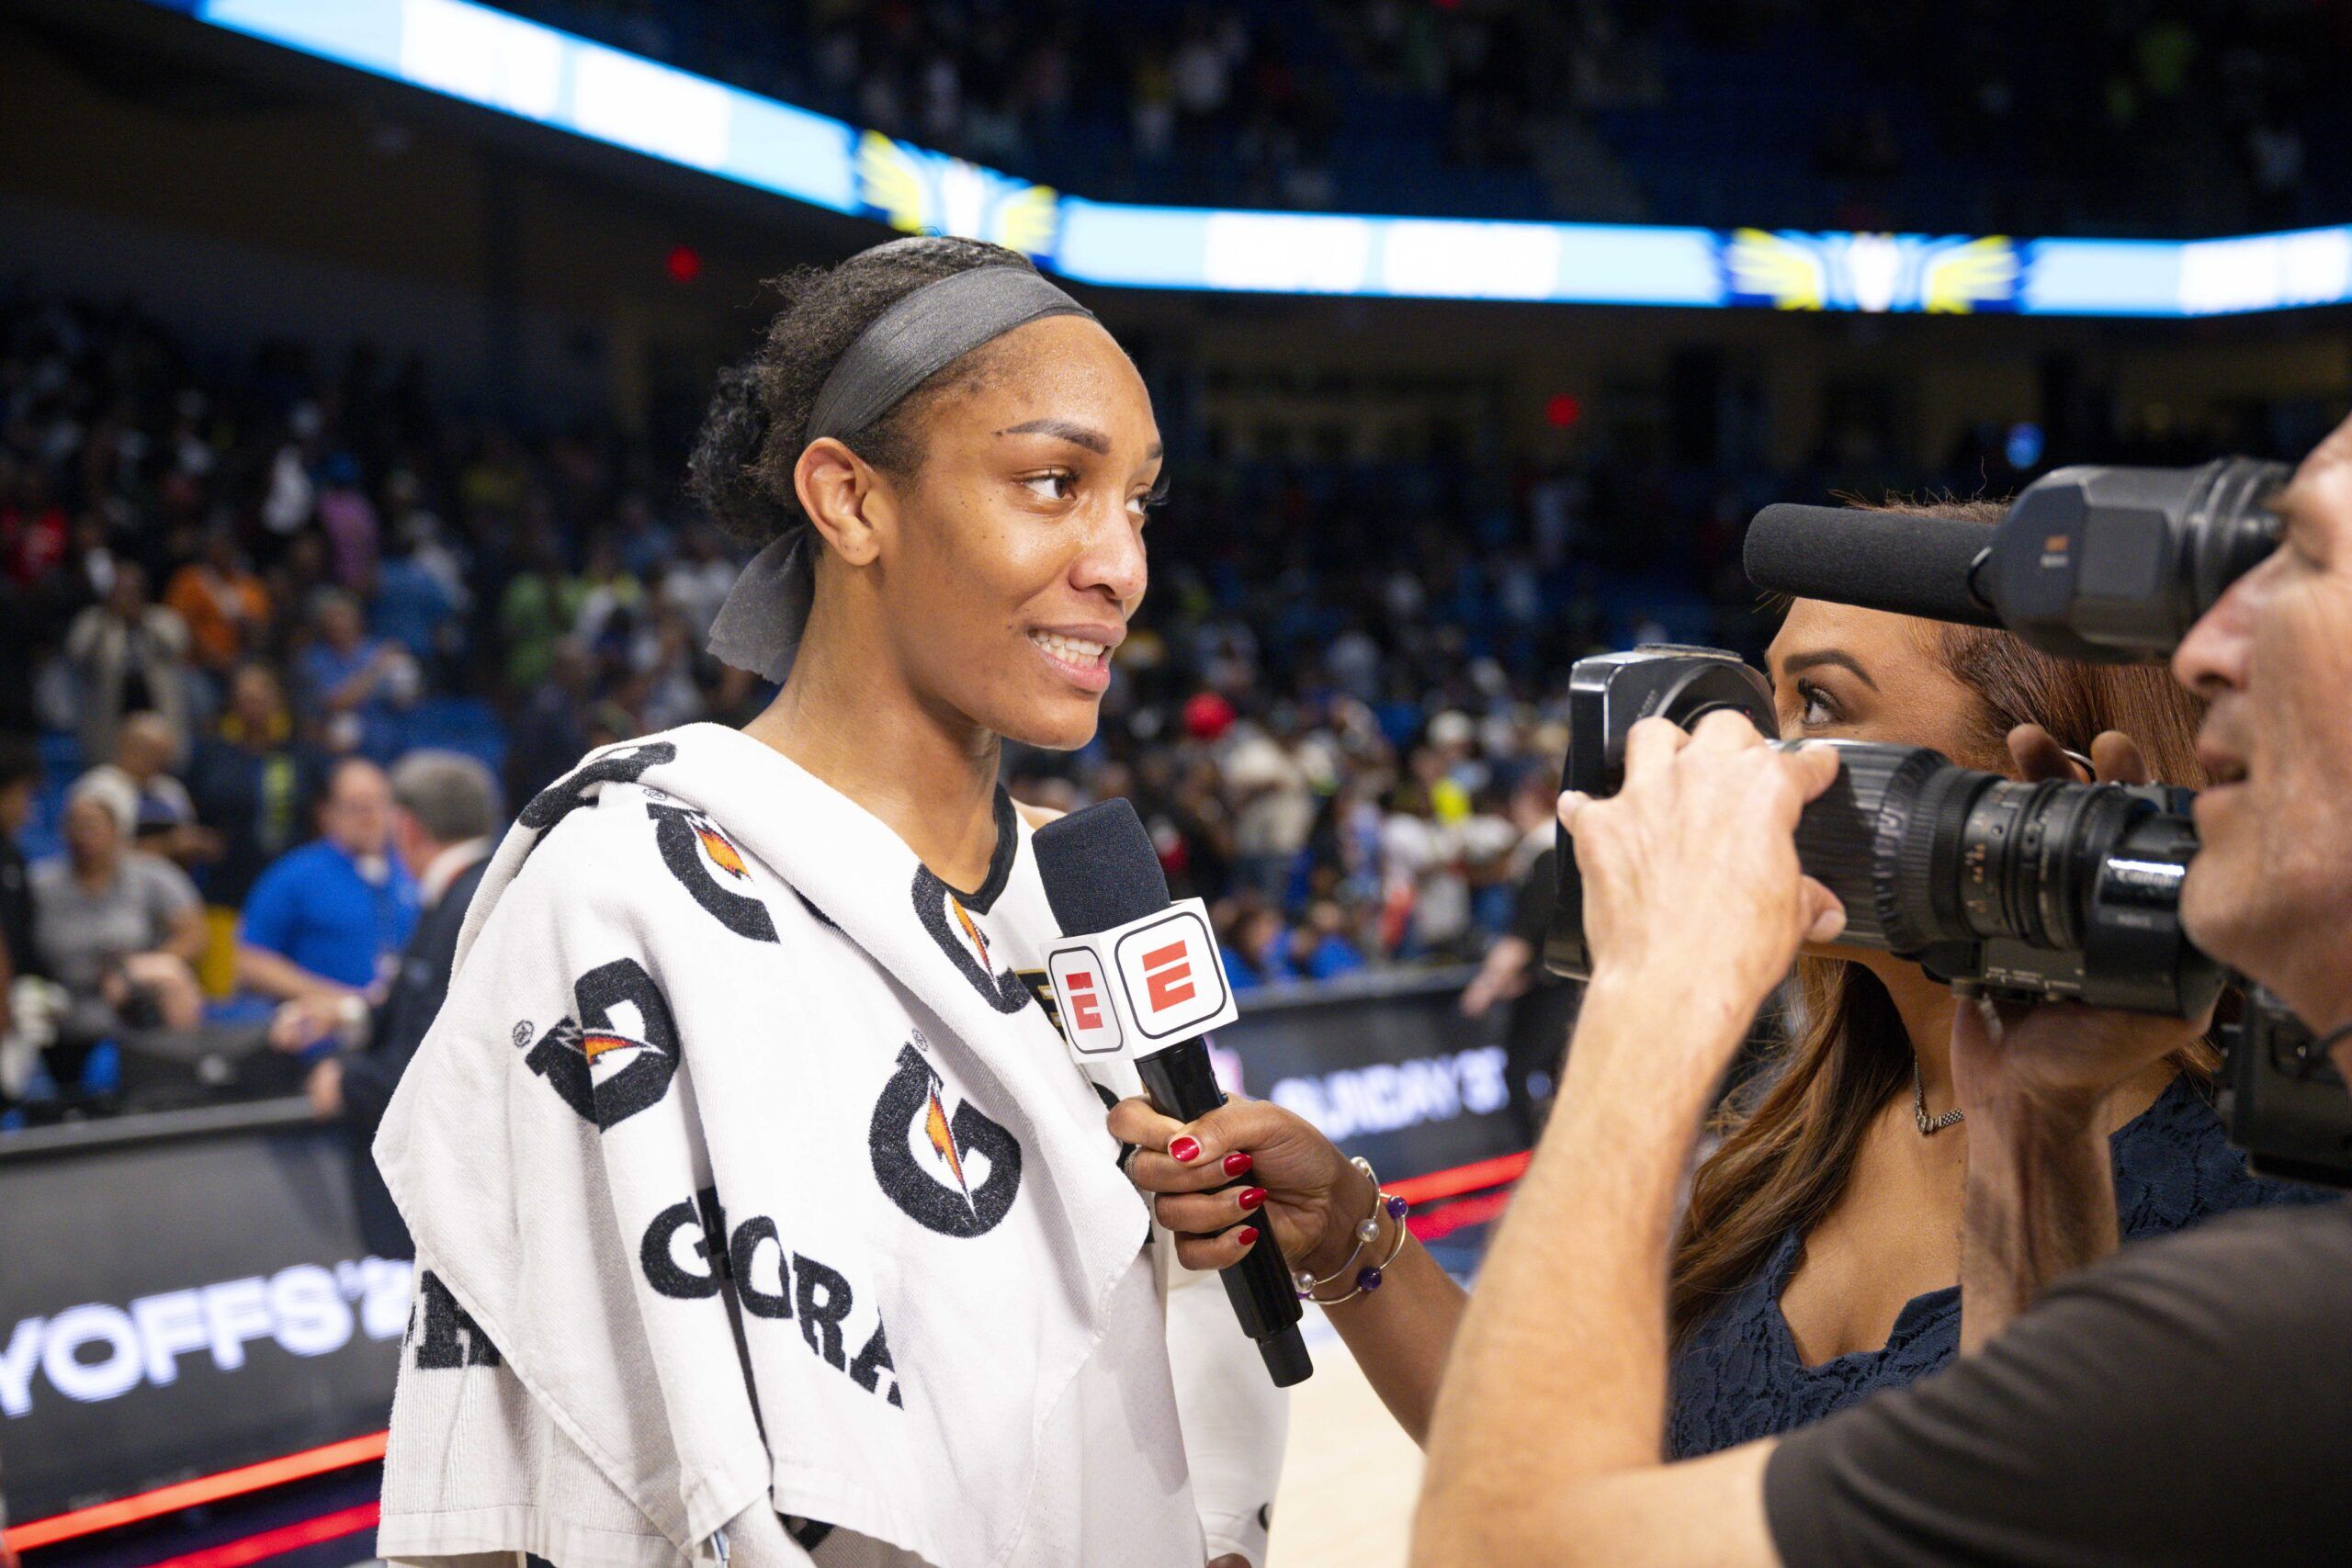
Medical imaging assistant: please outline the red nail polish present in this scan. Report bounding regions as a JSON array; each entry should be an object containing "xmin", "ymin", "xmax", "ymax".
[
  {"xmin": 1170, "ymin": 1135, "xmax": 1201, "ymax": 1164},
  {"xmin": 1238, "ymin": 1187, "xmax": 1267, "ymax": 1212},
  {"xmin": 1222, "ymin": 1151, "xmax": 1254, "ymax": 1177},
  {"xmin": 1235, "ymin": 1225, "xmax": 1260, "ymax": 1247}
]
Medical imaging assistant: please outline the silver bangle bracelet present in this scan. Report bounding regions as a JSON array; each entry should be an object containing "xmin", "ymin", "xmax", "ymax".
[{"xmin": 1295, "ymin": 1155, "xmax": 1411, "ymax": 1305}]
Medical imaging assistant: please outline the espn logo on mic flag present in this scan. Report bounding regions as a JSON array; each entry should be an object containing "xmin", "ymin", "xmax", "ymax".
[{"xmin": 1046, "ymin": 897, "xmax": 1238, "ymax": 1061}]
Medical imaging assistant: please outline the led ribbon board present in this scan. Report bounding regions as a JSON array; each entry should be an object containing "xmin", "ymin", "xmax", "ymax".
[{"xmin": 161, "ymin": 0, "xmax": 2352, "ymax": 316}]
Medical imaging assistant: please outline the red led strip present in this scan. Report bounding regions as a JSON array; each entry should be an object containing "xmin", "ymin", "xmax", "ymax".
[
  {"xmin": 4, "ymin": 1431, "xmax": 387, "ymax": 1552},
  {"xmin": 1387, "ymin": 1149, "xmax": 1531, "ymax": 1207},
  {"xmin": 134, "ymin": 1502, "xmax": 379, "ymax": 1568}
]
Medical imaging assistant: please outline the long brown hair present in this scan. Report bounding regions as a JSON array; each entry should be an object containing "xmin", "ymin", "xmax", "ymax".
[{"xmin": 1667, "ymin": 501, "xmax": 2217, "ymax": 1347}]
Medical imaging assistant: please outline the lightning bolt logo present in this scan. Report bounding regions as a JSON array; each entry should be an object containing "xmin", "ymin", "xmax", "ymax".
[
  {"xmin": 696, "ymin": 824, "xmax": 749, "ymax": 879},
  {"xmin": 951, "ymin": 897, "xmax": 991, "ymax": 970},
  {"xmin": 923, "ymin": 1085, "xmax": 970, "ymax": 1199},
  {"xmin": 579, "ymin": 1030, "xmax": 639, "ymax": 1062},
  {"xmin": 870, "ymin": 1043, "xmax": 1023, "ymax": 1237}
]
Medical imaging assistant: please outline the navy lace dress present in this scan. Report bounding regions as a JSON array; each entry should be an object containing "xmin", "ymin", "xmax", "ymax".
[{"xmin": 1668, "ymin": 1073, "xmax": 2338, "ymax": 1459}]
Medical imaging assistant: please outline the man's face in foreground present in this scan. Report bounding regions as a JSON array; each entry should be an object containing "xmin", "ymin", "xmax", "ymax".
[{"xmin": 2176, "ymin": 413, "xmax": 2352, "ymax": 1032}]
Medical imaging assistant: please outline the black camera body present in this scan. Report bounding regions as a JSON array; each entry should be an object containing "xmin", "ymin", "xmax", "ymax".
[
  {"xmin": 1981, "ymin": 458, "xmax": 2289, "ymax": 663},
  {"xmin": 1746, "ymin": 457, "xmax": 2290, "ymax": 665},
  {"xmin": 1544, "ymin": 647, "xmax": 2224, "ymax": 1021},
  {"xmin": 2219, "ymin": 989, "xmax": 2352, "ymax": 1189}
]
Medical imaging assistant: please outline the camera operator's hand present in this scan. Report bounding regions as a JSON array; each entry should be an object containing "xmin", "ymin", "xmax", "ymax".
[
  {"xmin": 1563, "ymin": 713, "xmax": 1844, "ymax": 1021},
  {"xmin": 1951, "ymin": 724, "xmax": 2209, "ymax": 1120},
  {"xmin": 1951, "ymin": 724, "xmax": 2211, "ymax": 1354}
]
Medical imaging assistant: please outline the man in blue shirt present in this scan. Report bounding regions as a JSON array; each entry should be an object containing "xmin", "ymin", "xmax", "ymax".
[{"xmin": 236, "ymin": 756, "xmax": 419, "ymax": 1003}]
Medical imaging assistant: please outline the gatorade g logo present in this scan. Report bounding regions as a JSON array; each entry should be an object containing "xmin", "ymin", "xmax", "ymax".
[
  {"xmin": 911, "ymin": 868, "xmax": 1030, "ymax": 1014},
  {"xmin": 647, "ymin": 800, "xmax": 777, "ymax": 942},
  {"xmin": 868, "ymin": 1043, "xmax": 1023, "ymax": 1237},
  {"xmin": 521, "ymin": 958, "xmax": 682, "ymax": 1130},
  {"xmin": 516, "ymin": 741, "xmax": 677, "ymax": 859}
]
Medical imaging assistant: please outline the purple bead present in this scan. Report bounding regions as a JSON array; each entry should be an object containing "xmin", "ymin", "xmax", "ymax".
[
  {"xmin": 1356, "ymin": 1266, "xmax": 1384, "ymax": 1292},
  {"xmin": 1385, "ymin": 1194, "xmax": 1408, "ymax": 1221}
]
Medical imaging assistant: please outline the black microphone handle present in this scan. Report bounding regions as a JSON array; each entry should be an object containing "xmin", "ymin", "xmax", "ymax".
[{"xmin": 1135, "ymin": 1042, "xmax": 1315, "ymax": 1388}]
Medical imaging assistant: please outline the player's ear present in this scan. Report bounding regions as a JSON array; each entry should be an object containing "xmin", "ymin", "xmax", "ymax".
[{"xmin": 797, "ymin": 438, "xmax": 887, "ymax": 568}]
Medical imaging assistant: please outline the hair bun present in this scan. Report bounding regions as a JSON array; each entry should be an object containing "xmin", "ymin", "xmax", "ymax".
[{"xmin": 686, "ymin": 359, "xmax": 798, "ymax": 546}]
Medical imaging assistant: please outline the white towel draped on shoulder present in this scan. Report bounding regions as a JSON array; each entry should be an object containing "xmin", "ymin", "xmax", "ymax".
[{"xmin": 373, "ymin": 724, "xmax": 1275, "ymax": 1568}]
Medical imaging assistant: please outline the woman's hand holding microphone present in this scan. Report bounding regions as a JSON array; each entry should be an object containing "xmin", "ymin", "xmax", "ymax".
[
  {"xmin": 1107, "ymin": 1094, "xmax": 1378, "ymax": 1283},
  {"xmin": 1111, "ymin": 1090, "xmax": 1466, "ymax": 1444}
]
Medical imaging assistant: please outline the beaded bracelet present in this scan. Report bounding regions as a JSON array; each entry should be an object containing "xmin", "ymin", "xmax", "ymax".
[{"xmin": 1295, "ymin": 1156, "xmax": 1410, "ymax": 1306}]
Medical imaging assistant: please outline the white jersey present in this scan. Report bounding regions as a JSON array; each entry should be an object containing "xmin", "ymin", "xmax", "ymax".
[{"xmin": 374, "ymin": 726, "xmax": 1283, "ymax": 1568}]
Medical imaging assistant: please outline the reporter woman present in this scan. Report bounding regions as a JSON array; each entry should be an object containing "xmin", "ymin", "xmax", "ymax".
[
  {"xmin": 1114, "ymin": 500, "xmax": 2329, "ymax": 1452},
  {"xmin": 373, "ymin": 238, "xmax": 1280, "ymax": 1568}
]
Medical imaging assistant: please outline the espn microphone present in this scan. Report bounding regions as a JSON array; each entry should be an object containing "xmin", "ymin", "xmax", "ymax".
[{"xmin": 1033, "ymin": 800, "xmax": 1314, "ymax": 1389}]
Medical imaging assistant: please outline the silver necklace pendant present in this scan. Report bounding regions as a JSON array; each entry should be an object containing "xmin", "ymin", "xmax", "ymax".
[{"xmin": 1913, "ymin": 1058, "xmax": 1965, "ymax": 1135}]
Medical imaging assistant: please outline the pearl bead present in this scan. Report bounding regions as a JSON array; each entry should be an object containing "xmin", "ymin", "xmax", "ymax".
[{"xmin": 1356, "ymin": 1215, "xmax": 1381, "ymax": 1243}]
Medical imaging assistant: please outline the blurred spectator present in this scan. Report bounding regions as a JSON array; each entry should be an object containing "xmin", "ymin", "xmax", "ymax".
[
  {"xmin": 501, "ymin": 536, "xmax": 585, "ymax": 692},
  {"xmin": 163, "ymin": 526, "xmax": 272, "ymax": 679},
  {"xmin": 1382, "ymin": 779, "xmax": 1472, "ymax": 958},
  {"xmin": 80, "ymin": 710, "xmax": 212, "ymax": 874},
  {"xmin": 234, "ymin": 757, "xmax": 418, "ymax": 1003},
  {"xmin": 0, "ymin": 735, "xmax": 41, "ymax": 1041},
  {"xmin": 1224, "ymin": 723, "xmax": 1314, "ymax": 899},
  {"xmin": 1462, "ymin": 839, "xmax": 1577, "ymax": 1142},
  {"xmin": 299, "ymin": 588, "xmax": 413, "ymax": 755},
  {"xmin": 189, "ymin": 663, "xmax": 326, "ymax": 908},
  {"xmin": 1, "ymin": 462, "xmax": 69, "ymax": 587},
  {"xmin": 1218, "ymin": 894, "xmax": 1297, "ymax": 990},
  {"xmin": 574, "ymin": 536, "xmax": 648, "ymax": 668},
  {"xmin": 505, "ymin": 637, "xmax": 594, "ymax": 807},
  {"xmin": 371, "ymin": 515, "xmax": 466, "ymax": 676},
  {"xmin": 64, "ymin": 559, "xmax": 191, "ymax": 767},
  {"xmin": 1289, "ymin": 897, "xmax": 1369, "ymax": 982},
  {"xmin": 662, "ymin": 524, "xmax": 740, "ymax": 643},
  {"xmin": 32, "ymin": 773, "xmax": 207, "ymax": 1046},
  {"xmin": 275, "ymin": 749, "xmax": 502, "ymax": 1258},
  {"xmin": 315, "ymin": 455, "xmax": 380, "ymax": 591}
]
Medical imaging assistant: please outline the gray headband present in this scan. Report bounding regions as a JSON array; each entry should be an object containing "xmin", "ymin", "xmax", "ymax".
[
  {"xmin": 807, "ymin": 263, "xmax": 1092, "ymax": 445},
  {"xmin": 707, "ymin": 262, "xmax": 1096, "ymax": 683}
]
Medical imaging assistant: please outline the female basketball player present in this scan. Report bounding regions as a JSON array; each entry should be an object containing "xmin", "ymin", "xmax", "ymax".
[{"xmin": 371, "ymin": 238, "xmax": 1280, "ymax": 1568}]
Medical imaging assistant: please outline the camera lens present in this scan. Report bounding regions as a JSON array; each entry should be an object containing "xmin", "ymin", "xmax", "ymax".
[
  {"xmin": 1791, "ymin": 742, "xmax": 1983, "ymax": 953},
  {"xmin": 1795, "ymin": 741, "xmax": 2170, "ymax": 956},
  {"xmin": 1952, "ymin": 778, "xmax": 2143, "ymax": 951}
]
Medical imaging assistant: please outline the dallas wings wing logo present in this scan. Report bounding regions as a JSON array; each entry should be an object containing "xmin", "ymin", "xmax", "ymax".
[
  {"xmin": 1721, "ymin": 230, "xmax": 2019, "ymax": 313},
  {"xmin": 869, "ymin": 1042, "xmax": 1023, "ymax": 1237},
  {"xmin": 520, "ymin": 957, "xmax": 683, "ymax": 1131},
  {"xmin": 855, "ymin": 130, "xmax": 1059, "ymax": 259},
  {"xmin": 646, "ymin": 800, "xmax": 778, "ymax": 942}
]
